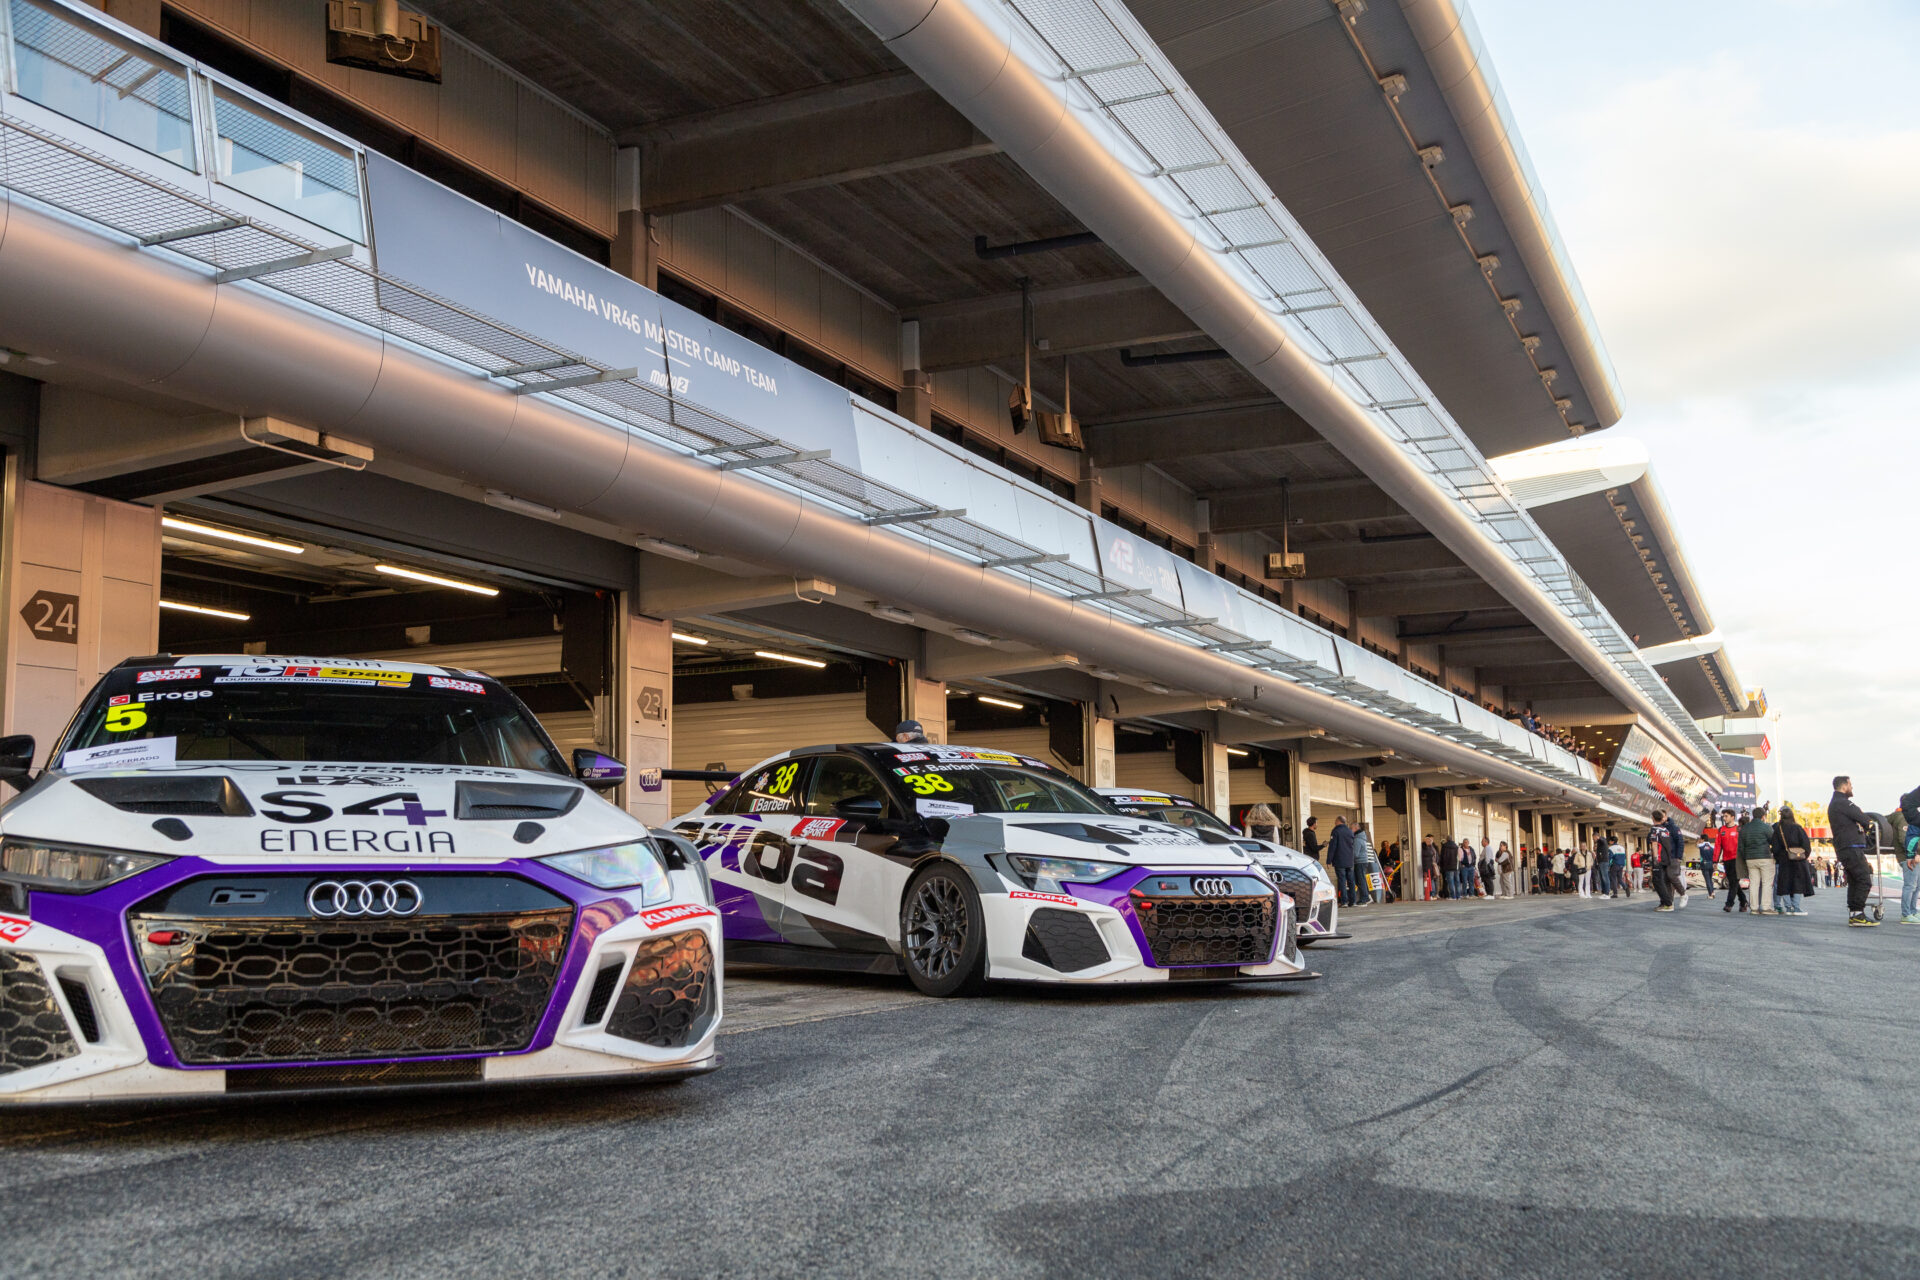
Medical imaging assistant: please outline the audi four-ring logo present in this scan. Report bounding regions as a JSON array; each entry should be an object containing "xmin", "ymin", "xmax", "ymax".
[
  {"xmin": 306, "ymin": 879, "xmax": 424, "ymax": 918},
  {"xmin": 1191, "ymin": 877, "xmax": 1234, "ymax": 897}
]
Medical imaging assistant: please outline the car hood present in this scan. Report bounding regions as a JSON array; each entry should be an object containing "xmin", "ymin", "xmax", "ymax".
[
  {"xmin": 0, "ymin": 760, "xmax": 643, "ymax": 862},
  {"xmin": 960, "ymin": 812, "xmax": 1258, "ymax": 869}
]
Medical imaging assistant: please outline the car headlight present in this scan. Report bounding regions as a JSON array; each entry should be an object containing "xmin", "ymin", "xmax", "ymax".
[
  {"xmin": 1004, "ymin": 854, "xmax": 1128, "ymax": 892},
  {"xmin": 540, "ymin": 842, "xmax": 672, "ymax": 904},
  {"xmin": 0, "ymin": 838, "xmax": 171, "ymax": 893}
]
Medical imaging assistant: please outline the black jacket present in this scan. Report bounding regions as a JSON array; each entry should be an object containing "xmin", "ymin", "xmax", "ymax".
[
  {"xmin": 1302, "ymin": 826, "xmax": 1323, "ymax": 861},
  {"xmin": 1901, "ymin": 788, "xmax": 1920, "ymax": 830},
  {"xmin": 1828, "ymin": 791, "xmax": 1873, "ymax": 851},
  {"xmin": 1770, "ymin": 815, "xmax": 1810, "ymax": 860},
  {"xmin": 1439, "ymin": 838, "xmax": 1460, "ymax": 872}
]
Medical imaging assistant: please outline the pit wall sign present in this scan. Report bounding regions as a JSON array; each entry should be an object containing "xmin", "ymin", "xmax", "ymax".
[{"xmin": 363, "ymin": 153, "xmax": 860, "ymax": 472}]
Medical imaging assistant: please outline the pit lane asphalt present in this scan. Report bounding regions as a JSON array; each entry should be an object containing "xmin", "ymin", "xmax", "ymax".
[{"xmin": 6, "ymin": 887, "xmax": 1916, "ymax": 1280}]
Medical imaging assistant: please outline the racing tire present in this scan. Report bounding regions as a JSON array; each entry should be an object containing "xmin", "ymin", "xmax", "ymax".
[{"xmin": 900, "ymin": 862, "xmax": 987, "ymax": 997}]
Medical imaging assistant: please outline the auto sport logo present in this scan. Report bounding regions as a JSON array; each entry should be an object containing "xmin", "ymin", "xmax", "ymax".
[
  {"xmin": 0, "ymin": 914, "xmax": 30, "ymax": 943},
  {"xmin": 428, "ymin": 675, "xmax": 486, "ymax": 695},
  {"xmin": 1010, "ymin": 890, "xmax": 1080, "ymax": 907},
  {"xmin": 792, "ymin": 817, "xmax": 846, "ymax": 841},
  {"xmin": 638, "ymin": 904, "xmax": 714, "ymax": 929},
  {"xmin": 136, "ymin": 667, "xmax": 200, "ymax": 684}
]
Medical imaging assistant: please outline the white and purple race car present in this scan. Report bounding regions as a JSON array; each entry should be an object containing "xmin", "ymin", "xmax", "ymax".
[
  {"xmin": 1094, "ymin": 789, "xmax": 1344, "ymax": 944},
  {"xmin": 672, "ymin": 742, "xmax": 1311, "ymax": 996},
  {"xmin": 0, "ymin": 655, "xmax": 720, "ymax": 1103}
]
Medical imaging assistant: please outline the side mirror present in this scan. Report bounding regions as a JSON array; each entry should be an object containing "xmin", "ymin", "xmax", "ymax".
[
  {"xmin": 0, "ymin": 735, "xmax": 35, "ymax": 792},
  {"xmin": 572, "ymin": 749, "xmax": 626, "ymax": 793},
  {"xmin": 835, "ymin": 796, "xmax": 885, "ymax": 820}
]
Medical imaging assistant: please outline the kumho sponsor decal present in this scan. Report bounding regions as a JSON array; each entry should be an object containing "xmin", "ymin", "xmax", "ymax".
[
  {"xmin": 1009, "ymin": 890, "xmax": 1081, "ymax": 907},
  {"xmin": 638, "ymin": 903, "xmax": 715, "ymax": 929}
]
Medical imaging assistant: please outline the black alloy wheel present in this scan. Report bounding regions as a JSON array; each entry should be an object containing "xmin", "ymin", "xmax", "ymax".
[{"xmin": 899, "ymin": 862, "xmax": 987, "ymax": 997}]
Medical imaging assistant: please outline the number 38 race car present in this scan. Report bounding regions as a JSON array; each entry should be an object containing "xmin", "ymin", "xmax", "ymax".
[
  {"xmin": 673, "ymin": 742, "xmax": 1310, "ymax": 995},
  {"xmin": 0, "ymin": 655, "xmax": 719, "ymax": 1104}
]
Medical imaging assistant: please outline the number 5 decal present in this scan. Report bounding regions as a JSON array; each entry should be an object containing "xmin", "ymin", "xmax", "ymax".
[{"xmin": 105, "ymin": 703, "xmax": 148, "ymax": 733}]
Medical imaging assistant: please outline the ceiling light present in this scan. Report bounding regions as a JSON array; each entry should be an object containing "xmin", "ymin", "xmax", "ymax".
[
  {"xmin": 159, "ymin": 600, "xmax": 250, "ymax": 621},
  {"xmin": 755, "ymin": 649, "xmax": 826, "ymax": 669},
  {"xmin": 1226, "ymin": 747, "xmax": 1249, "ymax": 757},
  {"xmin": 671, "ymin": 632, "xmax": 709, "ymax": 646},
  {"xmin": 374, "ymin": 565, "xmax": 500, "ymax": 596},
  {"xmin": 162, "ymin": 516, "xmax": 304, "ymax": 555},
  {"xmin": 976, "ymin": 695, "xmax": 1024, "ymax": 710},
  {"xmin": 952, "ymin": 628, "xmax": 995, "ymax": 647},
  {"xmin": 1143, "ymin": 682, "xmax": 1174, "ymax": 695},
  {"xmin": 872, "ymin": 605, "xmax": 916, "ymax": 624},
  {"xmin": 483, "ymin": 491, "xmax": 563, "ymax": 522},
  {"xmin": 636, "ymin": 536, "xmax": 701, "ymax": 562}
]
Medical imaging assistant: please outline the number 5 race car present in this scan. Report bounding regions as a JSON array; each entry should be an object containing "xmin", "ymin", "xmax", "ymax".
[
  {"xmin": 1094, "ymin": 789, "xmax": 1345, "ymax": 944},
  {"xmin": 672, "ymin": 743, "xmax": 1311, "ymax": 996},
  {"xmin": 0, "ymin": 655, "xmax": 720, "ymax": 1103}
]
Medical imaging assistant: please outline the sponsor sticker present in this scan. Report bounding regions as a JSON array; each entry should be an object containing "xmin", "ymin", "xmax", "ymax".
[
  {"xmin": 891, "ymin": 751, "xmax": 929, "ymax": 763},
  {"xmin": 638, "ymin": 903, "xmax": 715, "ymax": 929},
  {"xmin": 792, "ymin": 817, "xmax": 846, "ymax": 841},
  {"xmin": 428, "ymin": 675, "xmax": 487, "ymax": 695},
  {"xmin": 0, "ymin": 914, "xmax": 30, "ymax": 944},
  {"xmin": 63, "ymin": 736, "xmax": 177, "ymax": 773},
  {"xmin": 634, "ymin": 767, "xmax": 663, "ymax": 793},
  {"xmin": 928, "ymin": 747, "xmax": 1021, "ymax": 765},
  {"xmin": 137, "ymin": 667, "xmax": 201, "ymax": 684},
  {"xmin": 1009, "ymin": 890, "xmax": 1080, "ymax": 907},
  {"xmin": 916, "ymin": 798, "xmax": 974, "ymax": 818},
  {"xmin": 215, "ymin": 663, "xmax": 413, "ymax": 687}
]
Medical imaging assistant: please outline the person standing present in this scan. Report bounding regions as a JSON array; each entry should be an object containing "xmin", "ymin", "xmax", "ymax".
[
  {"xmin": 1440, "ymin": 833, "xmax": 1460, "ymax": 899},
  {"xmin": 1609, "ymin": 835, "xmax": 1629, "ymax": 897},
  {"xmin": 1328, "ymin": 816, "xmax": 1359, "ymax": 909},
  {"xmin": 1550, "ymin": 847, "xmax": 1567, "ymax": 894},
  {"xmin": 1354, "ymin": 822, "xmax": 1382, "ymax": 906},
  {"xmin": 1420, "ymin": 836, "xmax": 1438, "ymax": 899},
  {"xmin": 1573, "ymin": 844, "xmax": 1593, "ymax": 898},
  {"xmin": 1722, "ymin": 815, "xmax": 1751, "ymax": 914},
  {"xmin": 1301, "ymin": 815, "xmax": 1323, "ymax": 867},
  {"xmin": 1742, "ymin": 805, "xmax": 1778, "ymax": 916},
  {"xmin": 1648, "ymin": 810, "xmax": 1685, "ymax": 911},
  {"xmin": 1828, "ymin": 776, "xmax": 1879, "ymax": 927},
  {"xmin": 1245, "ymin": 802, "xmax": 1280, "ymax": 843},
  {"xmin": 1771, "ymin": 803, "xmax": 1814, "ymax": 917},
  {"xmin": 1459, "ymin": 838, "xmax": 1478, "ymax": 898},
  {"xmin": 1495, "ymin": 841, "xmax": 1515, "ymax": 898},
  {"xmin": 1480, "ymin": 840, "xmax": 1500, "ymax": 898}
]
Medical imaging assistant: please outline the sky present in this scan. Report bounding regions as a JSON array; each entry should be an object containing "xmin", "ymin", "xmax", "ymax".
[{"xmin": 1465, "ymin": 0, "xmax": 1920, "ymax": 812}]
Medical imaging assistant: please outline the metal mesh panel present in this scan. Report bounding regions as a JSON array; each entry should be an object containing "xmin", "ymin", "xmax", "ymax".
[{"xmin": 0, "ymin": 950, "xmax": 79, "ymax": 1076}]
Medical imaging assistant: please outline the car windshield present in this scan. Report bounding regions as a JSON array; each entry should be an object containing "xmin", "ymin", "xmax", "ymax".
[
  {"xmin": 889, "ymin": 760, "xmax": 1111, "ymax": 815},
  {"xmin": 58, "ymin": 661, "xmax": 568, "ymax": 774},
  {"xmin": 1111, "ymin": 801, "xmax": 1236, "ymax": 837}
]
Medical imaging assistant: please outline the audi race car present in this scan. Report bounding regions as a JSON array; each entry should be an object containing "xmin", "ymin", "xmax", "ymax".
[
  {"xmin": 671, "ymin": 743, "xmax": 1310, "ymax": 996},
  {"xmin": 1095, "ymin": 789, "xmax": 1343, "ymax": 943},
  {"xmin": 0, "ymin": 655, "xmax": 720, "ymax": 1104}
]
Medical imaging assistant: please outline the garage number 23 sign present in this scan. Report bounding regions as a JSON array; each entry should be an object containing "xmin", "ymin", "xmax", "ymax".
[{"xmin": 19, "ymin": 590, "xmax": 79, "ymax": 645}]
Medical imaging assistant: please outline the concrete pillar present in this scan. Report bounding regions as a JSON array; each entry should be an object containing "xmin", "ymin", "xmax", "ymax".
[
  {"xmin": 899, "ymin": 321, "xmax": 934, "ymax": 429},
  {"xmin": 1203, "ymin": 737, "xmax": 1231, "ymax": 820},
  {"xmin": 1088, "ymin": 712, "xmax": 1115, "ymax": 787},
  {"xmin": 618, "ymin": 605, "xmax": 673, "ymax": 826},
  {"xmin": 906, "ymin": 671, "xmax": 947, "ymax": 744},
  {"xmin": 1291, "ymin": 752, "xmax": 1314, "ymax": 860},
  {"xmin": 611, "ymin": 148, "xmax": 659, "ymax": 291},
  {"xmin": 1401, "ymin": 784, "xmax": 1425, "ymax": 901},
  {"xmin": 1, "ymin": 473, "xmax": 161, "ymax": 768},
  {"xmin": 1074, "ymin": 453, "xmax": 1102, "ymax": 515}
]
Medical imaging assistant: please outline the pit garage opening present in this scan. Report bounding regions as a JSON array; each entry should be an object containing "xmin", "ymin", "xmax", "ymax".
[{"xmin": 152, "ymin": 500, "xmax": 619, "ymax": 768}]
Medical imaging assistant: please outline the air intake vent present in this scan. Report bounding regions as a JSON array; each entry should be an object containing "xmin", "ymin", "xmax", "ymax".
[
  {"xmin": 581, "ymin": 961, "xmax": 624, "ymax": 1025},
  {"xmin": 74, "ymin": 775, "xmax": 252, "ymax": 817},
  {"xmin": 56, "ymin": 976, "xmax": 99, "ymax": 1043},
  {"xmin": 454, "ymin": 781, "xmax": 583, "ymax": 821},
  {"xmin": 226, "ymin": 1060, "xmax": 482, "ymax": 1093}
]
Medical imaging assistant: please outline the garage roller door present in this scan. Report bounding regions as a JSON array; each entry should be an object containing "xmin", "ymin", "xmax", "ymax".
[
  {"xmin": 948, "ymin": 726, "xmax": 1070, "ymax": 773},
  {"xmin": 670, "ymin": 693, "xmax": 877, "ymax": 818},
  {"xmin": 1114, "ymin": 744, "xmax": 1198, "ymax": 802},
  {"xmin": 345, "ymin": 635, "xmax": 594, "ymax": 764}
]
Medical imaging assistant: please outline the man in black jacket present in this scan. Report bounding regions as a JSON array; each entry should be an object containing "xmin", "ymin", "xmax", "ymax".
[
  {"xmin": 1648, "ymin": 810, "xmax": 1685, "ymax": 911},
  {"xmin": 1829, "ymin": 776, "xmax": 1879, "ymax": 926},
  {"xmin": 1439, "ymin": 834, "xmax": 1460, "ymax": 899},
  {"xmin": 1301, "ymin": 815, "xmax": 1323, "ymax": 866}
]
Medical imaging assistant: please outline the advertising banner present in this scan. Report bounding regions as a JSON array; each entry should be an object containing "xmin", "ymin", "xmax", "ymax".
[
  {"xmin": 1707, "ymin": 753, "xmax": 1758, "ymax": 813},
  {"xmin": 363, "ymin": 153, "xmax": 859, "ymax": 469},
  {"xmin": 1605, "ymin": 725, "xmax": 1712, "ymax": 820},
  {"xmin": 1092, "ymin": 518, "xmax": 1186, "ymax": 610}
]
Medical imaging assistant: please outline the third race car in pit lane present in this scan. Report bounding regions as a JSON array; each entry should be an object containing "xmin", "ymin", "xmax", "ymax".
[
  {"xmin": 1095, "ymin": 789, "xmax": 1344, "ymax": 944},
  {"xmin": 672, "ymin": 743, "xmax": 1307, "ymax": 996},
  {"xmin": 0, "ymin": 655, "xmax": 719, "ymax": 1103}
]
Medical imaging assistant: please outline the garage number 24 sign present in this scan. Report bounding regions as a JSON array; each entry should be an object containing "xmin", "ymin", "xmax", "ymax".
[{"xmin": 19, "ymin": 590, "xmax": 78, "ymax": 645}]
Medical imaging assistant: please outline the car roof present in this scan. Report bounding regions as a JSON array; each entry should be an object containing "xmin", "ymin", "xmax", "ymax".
[
  {"xmin": 1094, "ymin": 788, "xmax": 1200, "ymax": 806},
  {"xmin": 135, "ymin": 654, "xmax": 493, "ymax": 679}
]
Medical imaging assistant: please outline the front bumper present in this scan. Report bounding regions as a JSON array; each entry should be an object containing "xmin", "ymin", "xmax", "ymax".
[
  {"xmin": 979, "ymin": 867, "xmax": 1307, "ymax": 985},
  {"xmin": 0, "ymin": 858, "xmax": 722, "ymax": 1103}
]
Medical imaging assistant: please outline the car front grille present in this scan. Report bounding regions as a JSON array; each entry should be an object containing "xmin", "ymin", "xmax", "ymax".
[
  {"xmin": 1130, "ymin": 891, "xmax": 1277, "ymax": 967},
  {"xmin": 1268, "ymin": 868, "xmax": 1317, "ymax": 933},
  {"xmin": 130, "ymin": 908, "xmax": 572, "ymax": 1065},
  {"xmin": 604, "ymin": 930, "xmax": 716, "ymax": 1049},
  {"xmin": 0, "ymin": 951, "xmax": 79, "ymax": 1076}
]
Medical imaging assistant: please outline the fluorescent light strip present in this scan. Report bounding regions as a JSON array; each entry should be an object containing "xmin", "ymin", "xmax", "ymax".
[
  {"xmin": 755, "ymin": 649, "xmax": 826, "ymax": 669},
  {"xmin": 671, "ymin": 632, "xmax": 710, "ymax": 646},
  {"xmin": 158, "ymin": 600, "xmax": 250, "ymax": 621},
  {"xmin": 976, "ymin": 695, "xmax": 1025, "ymax": 710},
  {"xmin": 161, "ymin": 516, "xmax": 303, "ymax": 555},
  {"xmin": 1226, "ymin": 747, "xmax": 1250, "ymax": 757},
  {"xmin": 374, "ymin": 564, "xmax": 500, "ymax": 597}
]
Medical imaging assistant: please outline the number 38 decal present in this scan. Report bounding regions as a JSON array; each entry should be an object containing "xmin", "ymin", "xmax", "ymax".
[{"xmin": 898, "ymin": 772, "xmax": 954, "ymax": 796}]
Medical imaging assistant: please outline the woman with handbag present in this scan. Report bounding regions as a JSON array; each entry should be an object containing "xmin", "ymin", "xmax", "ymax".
[{"xmin": 1771, "ymin": 804, "xmax": 1815, "ymax": 916}]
